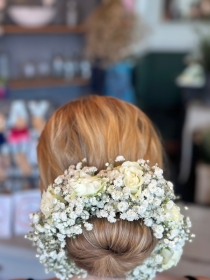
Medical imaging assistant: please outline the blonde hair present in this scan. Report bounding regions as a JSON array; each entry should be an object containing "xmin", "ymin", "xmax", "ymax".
[{"xmin": 37, "ymin": 95, "xmax": 162, "ymax": 277}]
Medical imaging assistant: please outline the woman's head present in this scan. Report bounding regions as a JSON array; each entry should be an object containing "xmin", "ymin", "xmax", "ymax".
[
  {"xmin": 37, "ymin": 95, "xmax": 162, "ymax": 278},
  {"xmin": 37, "ymin": 95, "xmax": 162, "ymax": 191}
]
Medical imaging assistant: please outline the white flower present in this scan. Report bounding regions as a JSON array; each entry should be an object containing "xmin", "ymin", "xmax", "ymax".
[
  {"xmin": 169, "ymin": 229, "xmax": 179, "ymax": 239},
  {"xmin": 60, "ymin": 213, "xmax": 67, "ymax": 222},
  {"xmin": 120, "ymin": 161, "xmax": 144, "ymax": 198},
  {"xmin": 114, "ymin": 178, "xmax": 124, "ymax": 187},
  {"xmin": 117, "ymin": 201, "xmax": 129, "ymax": 212},
  {"xmin": 111, "ymin": 190, "xmax": 122, "ymax": 200},
  {"xmin": 153, "ymin": 166, "xmax": 163, "ymax": 178},
  {"xmin": 100, "ymin": 210, "xmax": 108, "ymax": 217},
  {"xmin": 148, "ymin": 182, "xmax": 157, "ymax": 193},
  {"xmin": 167, "ymin": 181, "xmax": 173, "ymax": 189},
  {"xmin": 83, "ymin": 166, "xmax": 98, "ymax": 174},
  {"xmin": 186, "ymin": 217, "xmax": 192, "ymax": 228},
  {"xmin": 164, "ymin": 205, "xmax": 183, "ymax": 222},
  {"xmin": 142, "ymin": 189, "xmax": 150, "ymax": 198},
  {"xmin": 84, "ymin": 222, "xmax": 93, "ymax": 231},
  {"xmin": 31, "ymin": 213, "xmax": 40, "ymax": 224},
  {"xmin": 166, "ymin": 201, "xmax": 174, "ymax": 210},
  {"xmin": 144, "ymin": 218, "xmax": 153, "ymax": 227},
  {"xmin": 153, "ymin": 198, "xmax": 161, "ymax": 206},
  {"xmin": 35, "ymin": 224, "xmax": 45, "ymax": 232},
  {"xmin": 76, "ymin": 162, "xmax": 82, "ymax": 170},
  {"xmin": 138, "ymin": 205, "xmax": 147, "ymax": 215},
  {"xmin": 161, "ymin": 248, "xmax": 183, "ymax": 270},
  {"xmin": 155, "ymin": 187, "xmax": 164, "ymax": 197},
  {"xmin": 89, "ymin": 197, "xmax": 98, "ymax": 205},
  {"xmin": 137, "ymin": 159, "xmax": 146, "ymax": 165},
  {"xmin": 126, "ymin": 210, "xmax": 138, "ymax": 221},
  {"xmin": 107, "ymin": 216, "xmax": 116, "ymax": 223},
  {"xmin": 81, "ymin": 211, "xmax": 89, "ymax": 220},
  {"xmin": 97, "ymin": 201, "xmax": 104, "ymax": 208},
  {"xmin": 40, "ymin": 188, "xmax": 56, "ymax": 218},
  {"xmin": 154, "ymin": 232, "xmax": 163, "ymax": 239},
  {"xmin": 70, "ymin": 173, "xmax": 107, "ymax": 197},
  {"xmin": 115, "ymin": 155, "xmax": 125, "ymax": 162},
  {"xmin": 54, "ymin": 176, "xmax": 63, "ymax": 185},
  {"xmin": 54, "ymin": 187, "xmax": 61, "ymax": 194},
  {"xmin": 69, "ymin": 212, "xmax": 77, "ymax": 219},
  {"xmin": 152, "ymin": 224, "xmax": 164, "ymax": 234},
  {"xmin": 155, "ymin": 255, "xmax": 163, "ymax": 264},
  {"xmin": 120, "ymin": 213, "xmax": 127, "ymax": 220}
]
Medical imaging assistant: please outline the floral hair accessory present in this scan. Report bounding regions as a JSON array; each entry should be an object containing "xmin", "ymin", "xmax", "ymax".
[{"xmin": 27, "ymin": 157, "xmax": 193, "ymax": 280}]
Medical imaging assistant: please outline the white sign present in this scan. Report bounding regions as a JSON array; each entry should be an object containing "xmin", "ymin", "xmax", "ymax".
[
  {"xmin": 0, "ymin": 194, "xmax": 12, "ymax": 239},
  {"xmin": 13, "ymin": 189, "xmax": 41, "ymax": 235}
]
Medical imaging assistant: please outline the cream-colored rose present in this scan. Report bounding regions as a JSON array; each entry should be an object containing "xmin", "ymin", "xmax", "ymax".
[
  {"xmin": 165, "ymin": 205, "xmax": 183, "ymax": 222},
  {"xmin": 161, "ymin": 248, "xmax": 183, "ymax": 270},
  {"xmin": 120, "ymin": 161, "xmax": 144, "ymax": 197},
  {"xmin": 70, "ymin": 174, "xmax": 107, "ymax": 197},
  {"xmin": 40, "ymin": 187, "xmax": 55, "ymax": 218}
]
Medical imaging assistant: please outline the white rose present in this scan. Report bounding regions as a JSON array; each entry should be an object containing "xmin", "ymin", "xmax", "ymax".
[
  {"xmin": 164, "ymin": 205, "xmax": 183, "ymax": 222},
  {"xmin": 40, "ymin": 187, "xmax": 55, "ymax": 218},
  {"xmin": 161, "ymin": 248, "xmax": 183, "ymax": 270},
  {"xmin": 70, "ymin": 173, "xmax": 107, "ymax": 197},
  {"xmin": 120, "ymin": 161, "xmax": 144, "ymax": 197}
]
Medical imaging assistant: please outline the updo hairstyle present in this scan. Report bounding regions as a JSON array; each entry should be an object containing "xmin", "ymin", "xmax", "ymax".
[{"xmin": 37, "ymin": 95, "xmax": 163, "ymax": 278}]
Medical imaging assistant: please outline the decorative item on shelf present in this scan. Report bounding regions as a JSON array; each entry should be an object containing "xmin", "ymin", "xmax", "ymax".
[
  {"xmin": 22, "ymin": 61, "xmax": 36, "ymax": 79},
  {"xmin": 7, "ymin": 2, "xmax": 56, "ymax": 27},
  {"xmin": 66, "ymin": 0, "xmax": 78, "ymax": 26},
  {"xmin": 63, "ymin": 57, "xmax": 75, "ymax": 80},
  {"xmin": 176, "ymin": 62, "xmax": 206, "ymax": 89},
  {"xmin": 42, "ymin": 0, "xmax": 56, "ymax": 6},
  {"xmin": 0, "ymin": 0, "xmax": 6, "ymax": 24},
  {"xmin": 72, "ymin": 54, "xmax": 81, "ymax": 77},
  {"xmin": 80, "ymin": 58, "xmax": 92, "ymax": 79},
  {"xmin": 164, "ymin": 0, "xmax": 210, "ymax": 20},
  {"xmin": 0, "ymin": 52, "xmax": 9, "ymax": 98},
  {"xmin": 52, "ymin": 54, "xmax": 64, "ymax": 78},
  {"xmin": 0, "ymin": 52, "xmax": 9, "ymax": 80},
  {"xmin": 36, "ymin": 61, "xmax": 51, "ymax": 77},
  {"xmin": 7, "ymin": 101, "xmax": 32, "ymax": 177}
]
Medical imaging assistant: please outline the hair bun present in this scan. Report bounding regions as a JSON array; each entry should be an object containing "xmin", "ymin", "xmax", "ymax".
[{"xmin": 67, "ymin": 218, "xmax": 156, "ymax": 278}]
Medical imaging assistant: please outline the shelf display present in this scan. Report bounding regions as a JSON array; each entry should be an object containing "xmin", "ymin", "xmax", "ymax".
[
  {"xmin": 164, "ymin": 0, "xmax": 210, "ymax": 20},
  {"xmin": 0, "ymin": 100, "xmax": 54, "ymax": 191}
]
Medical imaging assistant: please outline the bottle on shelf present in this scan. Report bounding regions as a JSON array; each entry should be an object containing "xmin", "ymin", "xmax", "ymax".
[
  {"xmin": 52, "ymin": 55, "xmax": 64, "ymax": 78},
  {"xmin": 64, "ymin": 57, "xmax": 75, "ymax": 80},
  {"xmin": 66, "ymin": 0, "xmax": 78, "ymax": 27},
  {"xmin": 0, "ymin": 52, "xmax": 10, "ymax": 80},
  {"xmin": 80, "ymin": 59, "xmax": 91, "ymax": 79}
]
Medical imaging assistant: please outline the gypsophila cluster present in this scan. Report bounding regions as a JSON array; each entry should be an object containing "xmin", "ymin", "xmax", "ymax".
[{"xmin": 26, "ymin": 157, "xmax": 193, "ymax": 280}]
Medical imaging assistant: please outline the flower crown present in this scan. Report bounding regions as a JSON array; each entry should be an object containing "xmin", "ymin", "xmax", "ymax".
[{"xmin": 27, "ymin": 157, "xmax": 193, "ymax": 280}]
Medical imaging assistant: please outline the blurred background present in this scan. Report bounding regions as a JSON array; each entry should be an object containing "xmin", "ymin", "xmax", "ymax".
[{"xmin": 0, "ymin": 0, "xmax": 210, "ymax": 279}]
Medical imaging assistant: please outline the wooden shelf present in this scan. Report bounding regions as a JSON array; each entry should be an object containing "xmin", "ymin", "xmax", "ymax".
[
  {"xmin": 1, "ymin": 25, "xmax": 86, "ymax": 35},
  {"xmin": 8, "ymin": 77, "xmax": 90, "ymax": 90}
]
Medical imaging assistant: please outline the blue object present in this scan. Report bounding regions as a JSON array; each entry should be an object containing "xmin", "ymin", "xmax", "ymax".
[{"xmin": 103, "ymin": 62, "xmax": 136, "ymax": 104}]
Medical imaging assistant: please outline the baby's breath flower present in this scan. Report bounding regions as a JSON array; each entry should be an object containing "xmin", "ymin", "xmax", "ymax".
[
  {"xmin": 115, "ymin": 155, "xmax": 125, "ymax": 162},
  {"xmin": 117, "ymin": 201, "xmax": 129, "ymax": 212},
  {"xmin": 27, "ymin": 157, "xmax": 192, "ymax": 280}
]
